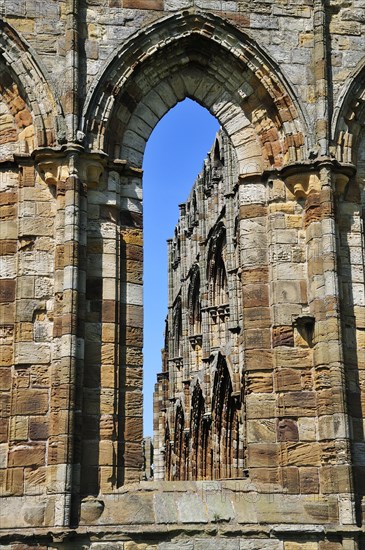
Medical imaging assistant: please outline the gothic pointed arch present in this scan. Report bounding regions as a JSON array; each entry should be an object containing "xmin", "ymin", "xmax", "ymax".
[
  {"xmin": 82, "ymin": 11, "xmax": 309, "ymax": 175},
  {"xmin": 0, "ymin": 21, "xmax": 64, "ymax": 149},
  {"xmin": 332, "ymin": 57, "xmax": 365, "ymax": 164}
]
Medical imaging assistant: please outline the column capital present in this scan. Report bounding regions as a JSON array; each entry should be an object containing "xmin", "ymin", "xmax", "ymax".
[
  {"xmin": 33, "ymin": 147, "xmax": 107, "ymax": 187},
  {"xmin": 264, "ymin": 159, "xmax": 356, "ymax": 199}
]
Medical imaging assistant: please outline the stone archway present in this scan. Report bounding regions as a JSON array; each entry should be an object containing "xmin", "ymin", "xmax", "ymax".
[{"xmin": 83, "ymin": 11, "xmax": 309, "ymax": 175}]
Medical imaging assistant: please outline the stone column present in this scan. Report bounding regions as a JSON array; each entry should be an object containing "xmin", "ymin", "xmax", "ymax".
[
  {"xmin": 36, "ymin": 148, "xmax": 85, "ymax": 526},
  {"xmin": 285, "ymin": 162, "xmax": 356, "ymax": 524}
]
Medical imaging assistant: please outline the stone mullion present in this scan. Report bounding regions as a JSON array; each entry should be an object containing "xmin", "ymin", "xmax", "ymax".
[
  {"xmin": 71, "ymin": 173, "xmax": 87, "ymax": 513},
  {"xmin": 153, "ymin": 374, "xmax": 166, "ymax": 481},
  {"xmin": 81, "ymin": 165, "xmax": 123, "ymax": 493},
  {"xmin": 46, "ymin": 168, "xmax": 67, "ymax": 524},
  {"xmin": 268, "ymin": 174, "xmax": 310, "ymax": 497},
  {"xmin": 313, "ymin": 0, "xmax": 330, "ymax": 156},
  {"xmin": 99, "ymin": 216, "xmax": 119, "ymax": 492}
]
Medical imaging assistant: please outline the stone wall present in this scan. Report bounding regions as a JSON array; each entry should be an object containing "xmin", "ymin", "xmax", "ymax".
[{"xmin": 0, "ymin": 0, "xmax": 364, "ymax": 547}]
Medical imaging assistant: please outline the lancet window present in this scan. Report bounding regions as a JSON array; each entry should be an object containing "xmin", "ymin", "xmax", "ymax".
[
  {"xmin": 211, "ymin": 355, "xmax": 239, "ymax": 479},
  {"xmin": 188, "ymin": 266, "xmax": 202, "ymax": 337},
  {"xmin": 207, "ymin": 225, "xmax": 229, "ymax": 319},
  {"xmin": 171, "ymin": 296, "xmax": 182, "ymax": 360},
  {"xmin": 190, "ymin": 381, "xmax": 206, "ymax": 480}
]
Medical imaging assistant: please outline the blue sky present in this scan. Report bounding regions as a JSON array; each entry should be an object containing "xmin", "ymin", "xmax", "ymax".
[{"xmin": 142, "ymin": 98, "xmax": 220, "ymax": 436}]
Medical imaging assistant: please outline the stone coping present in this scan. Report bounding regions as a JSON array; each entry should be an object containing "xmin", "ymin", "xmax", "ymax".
[{"xmin": 0, "ymin": 480, "xmax": 347, "ymax": 531}]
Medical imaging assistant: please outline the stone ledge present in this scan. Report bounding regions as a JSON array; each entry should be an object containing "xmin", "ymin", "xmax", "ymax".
[{"xmin": 0, "ymin": 524, "xmax": 364, "ymax": 545}]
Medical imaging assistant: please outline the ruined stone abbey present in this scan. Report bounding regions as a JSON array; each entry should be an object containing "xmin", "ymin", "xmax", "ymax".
[{"xmin": 0, "ymin": 0, "xmax": 364, "ymax": 548}]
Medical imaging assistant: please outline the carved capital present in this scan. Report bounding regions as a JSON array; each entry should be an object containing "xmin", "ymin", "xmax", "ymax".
[
  {"xmin": 285, "ymin": 172, "xmax": 321, "ymax": 199},
  {"xmin": 35, "ymin": 149, "xmax": 107, "ymax": 189},
  {"xmin": 36, "ymin": 153, "xmax": 69, "ymax": 186}
]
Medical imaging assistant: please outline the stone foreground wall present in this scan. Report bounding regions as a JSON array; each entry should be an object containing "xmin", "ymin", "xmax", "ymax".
[{"xmin": 0, "ymin": 0, "xmax": 364, "ymax": 547}]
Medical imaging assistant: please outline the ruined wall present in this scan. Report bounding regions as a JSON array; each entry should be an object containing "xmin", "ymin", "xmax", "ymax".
[{"xmin": 0, "ymin": 0, "xmax": 364, "ymax": 548}]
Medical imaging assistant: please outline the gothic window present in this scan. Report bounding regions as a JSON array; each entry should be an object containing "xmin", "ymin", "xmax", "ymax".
[
  {"xmin": 172, "ymin": 297, "xmax": 182, "ymax": 359},
  {"xmin": 173, "ymin": 404, "xmax": 185, "ymax": 480},
  {"xmin": 172, "ymin": 228, "xmax": 181, "ymax": 268},
  {"xmin": 213, "ymin": 247, "xmax": 228, "ymax": 306},
  {"xmin": 208, "ymin": 225, "xmax": 229, "ymax": 309},
  {"xmin": 211, "ymin": 355, "xmax": 239, "ymax": 479},
  {"xmin": 190, "ymin": 381, "xmax": 205, "ymax": 480},
  {"xmin": 188, "ymin": 266, "xmax": 201, "ymax": 336},
  {"xmin": 187, "ymin": 191, "xmax": 198, "ymax": 233}
]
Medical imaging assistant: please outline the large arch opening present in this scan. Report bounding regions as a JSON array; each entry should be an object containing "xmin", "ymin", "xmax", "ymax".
[
  {"xmin": 143, "ymin": 98, "xmax": 219, "ymax": 437},
  {"xmin": 80, "ymin": 10, "xmax": 309, "ymax": 487}
]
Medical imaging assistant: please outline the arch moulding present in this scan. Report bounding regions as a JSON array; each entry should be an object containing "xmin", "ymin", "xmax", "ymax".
[
  {"xmin": 0, "ymin": 20, "xmax": 64, "ymax": 149},
  {"xmin": 82, "ymin": 11, "xmax": 310, "ymax": 177}
]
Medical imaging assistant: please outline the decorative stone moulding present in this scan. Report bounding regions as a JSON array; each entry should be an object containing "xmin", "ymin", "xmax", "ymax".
[
  {"xmin": 236, "ymin": 162, "xmax": 264, "ymax": 180},
  {"xmin": 172, "ymin": 357, "xmax": 183, "ymax": 369},
  {"xmin": 37, "ymin": 154, "xmax": 68, "ymax": 186},
  {"xmin": 285, "ymin": 171, "xmax": 321, "ymax": 199},
  {"xmin": 189, "ymin": 334, "xmax": 203, "ymax": 349},
  {"xmin": 280, "ymin": 160, "xmax": 357, "ymax": 199},
  {"xmin": 35, "ymin": 148, "xmax": 107, "ymax": 187}
]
